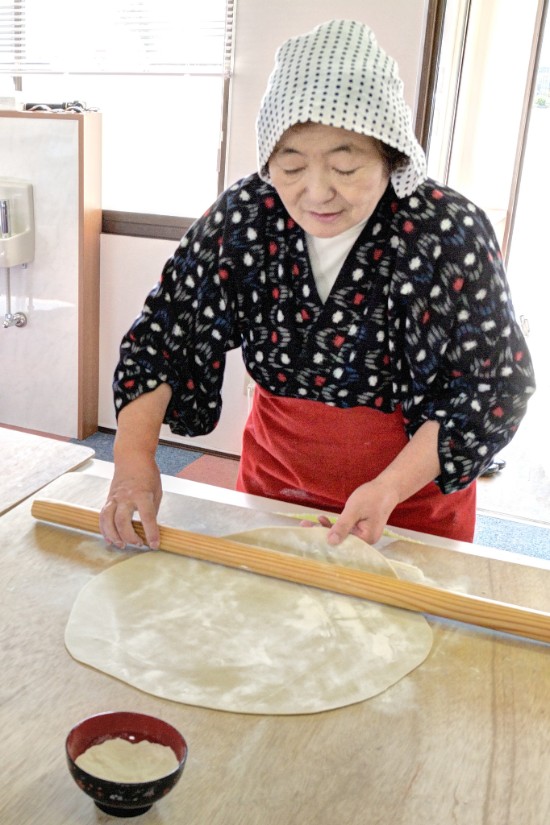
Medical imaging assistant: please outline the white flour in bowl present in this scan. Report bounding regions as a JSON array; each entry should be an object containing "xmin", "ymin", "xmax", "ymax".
[{"xmin": 75, "ymin": 737, "xmax": 179, "ymax": 782}]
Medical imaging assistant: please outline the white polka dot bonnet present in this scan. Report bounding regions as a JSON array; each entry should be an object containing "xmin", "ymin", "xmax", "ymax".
[{"xmin": 256, "ymin": 19, "xmax": 427, "ymax": 198}]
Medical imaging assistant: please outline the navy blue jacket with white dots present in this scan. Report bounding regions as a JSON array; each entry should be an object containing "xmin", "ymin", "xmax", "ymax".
[{"xmin": 113, "ymin": 173, "xmax": 535, "ymax": 494}]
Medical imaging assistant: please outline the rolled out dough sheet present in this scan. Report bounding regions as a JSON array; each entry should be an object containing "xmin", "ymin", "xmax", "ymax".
[{"xmin": 65, "ymin": 527, "xmax": 433, "ymax": 715}]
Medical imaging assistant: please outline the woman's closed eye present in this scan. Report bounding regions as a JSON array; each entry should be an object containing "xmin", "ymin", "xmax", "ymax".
[
  {"xmin": 281, "ymin": 167, "xmax": 305, "ymax": 176},
  {"xmin": 334, "ymin": 167, "xmax": 359, "ymax": 177},
  {"xmin": 280, "ymin": 166, "xmax": 359, "ymax": 177}
]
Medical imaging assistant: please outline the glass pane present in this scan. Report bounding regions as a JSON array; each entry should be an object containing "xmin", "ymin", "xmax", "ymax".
[
  {"xmin": 21, "ymin": 73, "xmax": 224, "ymax": 217},
  {"xmin": 487, "ymin": 8, "xmax": 549, "ymax": 511},
  {"xmin": 426, "ymin": 0, "xmax": 470, "ymax": 182},
  {"xmin": 13, "ymin": 0, "xmax": 228, "ymax": 73},
  {"xmin": 506, "ymin": 16, "xmax": 550, "ymax": 408},
  {"xmin": 427, "ymin": 0, "xmax": 538, "ymax": 246}
]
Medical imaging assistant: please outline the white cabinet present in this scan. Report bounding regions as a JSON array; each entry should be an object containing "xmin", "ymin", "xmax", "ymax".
[{"xmin": 0, "ymin": 111, "xmax": 101, "ymax": 438}]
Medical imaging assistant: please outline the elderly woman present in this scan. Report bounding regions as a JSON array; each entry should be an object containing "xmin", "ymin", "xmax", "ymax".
[{"xmin": 100, "ymin": 20, "xmax": 535, "ymax": 551}]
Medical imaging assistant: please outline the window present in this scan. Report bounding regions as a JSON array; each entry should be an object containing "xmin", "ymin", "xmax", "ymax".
[
  {"xmin": 423, "ymin": 0, "xmax": 471, "ymax": 184},
  {"xmin": 424, "ymin": 0, "xmax": 540, "ymax": 249},
  {"xmin": 0, "ymin": 0, "xmax": 234, "ymax": 227}
]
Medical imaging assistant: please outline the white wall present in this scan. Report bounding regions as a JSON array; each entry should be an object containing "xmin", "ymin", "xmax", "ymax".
[{"xmin": 99, "ymin": 1, "xmax": 430, "ymax": 455}]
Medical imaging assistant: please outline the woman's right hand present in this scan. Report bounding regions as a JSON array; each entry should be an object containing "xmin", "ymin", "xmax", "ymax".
[
  {"xmin": 99, "ymin": 454, "xmax": 163, "ymax": 550},
  {"xmin": 99, "ymin": 383, "xmax": 173, "ymax": 550}
]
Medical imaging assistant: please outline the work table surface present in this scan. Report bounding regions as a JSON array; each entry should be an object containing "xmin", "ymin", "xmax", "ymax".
[
  {"xmin": 0, "ymin": 427, "xmax": 94, "ymax": 515},
  {"xmin": 2, "ymin": 464, "xmax": 550, "ymax": 825}
]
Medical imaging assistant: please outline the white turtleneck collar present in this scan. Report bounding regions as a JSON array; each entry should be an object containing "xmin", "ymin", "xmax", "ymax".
[{"xmin": 306, "ymin": 219, "xmax": 368, "ymax": 303}]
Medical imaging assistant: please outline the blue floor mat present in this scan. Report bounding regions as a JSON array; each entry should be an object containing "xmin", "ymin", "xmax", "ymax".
[
  {"xmin": 474, "ymin": 514, "xmax": 550, "ymax": 561},
  {"xmin": 71, "ymin": 430, "xmax": 202, "ymax": 475}
]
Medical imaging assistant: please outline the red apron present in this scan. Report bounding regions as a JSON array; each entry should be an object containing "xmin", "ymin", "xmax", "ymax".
[{"xmin": 236, "ymin": 385, "xmax": 476, "ymax": 542}]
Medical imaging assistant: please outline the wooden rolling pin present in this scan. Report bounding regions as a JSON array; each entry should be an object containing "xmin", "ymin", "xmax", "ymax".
[{"xmin": 31, "ymin": 497, "xmax": 550, "ymax": 645}]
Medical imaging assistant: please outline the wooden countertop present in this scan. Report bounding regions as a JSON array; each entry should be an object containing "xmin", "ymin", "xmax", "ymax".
[{"xmin": 2, "ymin": 467, "xmax": 550, "ymax": 824}]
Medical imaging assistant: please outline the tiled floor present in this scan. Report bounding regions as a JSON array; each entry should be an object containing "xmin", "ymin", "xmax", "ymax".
[{"xmin": 176, "ymin": 453, "xmax": 240, "ymax": 490}]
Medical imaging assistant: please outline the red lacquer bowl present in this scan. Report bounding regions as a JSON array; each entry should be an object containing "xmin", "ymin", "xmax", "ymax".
[{"xmin": 66, "ymin": 711, "xmax": 188, "ymax": 818}]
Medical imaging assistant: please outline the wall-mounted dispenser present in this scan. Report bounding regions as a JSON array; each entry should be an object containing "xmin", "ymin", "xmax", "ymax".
[
  {"xmin": 0, "ymin": 178, "xmax": 34, "ymax": 268},
  {"xmin": 1, "ymin": 178, "xmax": 34, "ymax": 328}
]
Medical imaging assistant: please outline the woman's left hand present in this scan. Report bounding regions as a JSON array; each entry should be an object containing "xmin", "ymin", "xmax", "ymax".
[
  {"xmin": 301, "ymin": 421, "xmax": 441, "ymax": 546},
  {"xmin": 326, "ymin": 480, "xmax": 400, "ymax": 546},
  {"xmin": 322, "ymin": 420, "xmax": 441, "ymax": 545}
]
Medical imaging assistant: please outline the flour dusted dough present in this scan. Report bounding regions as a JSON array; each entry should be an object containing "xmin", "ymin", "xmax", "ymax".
[{"xmin": 65, "ymin": 527, "xmax": 433, "ymax": 714}]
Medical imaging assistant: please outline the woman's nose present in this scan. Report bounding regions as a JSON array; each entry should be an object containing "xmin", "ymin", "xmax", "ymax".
[{"xmin": 304, "ymin": 171, "xmax": 336, "ymax": 202}]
